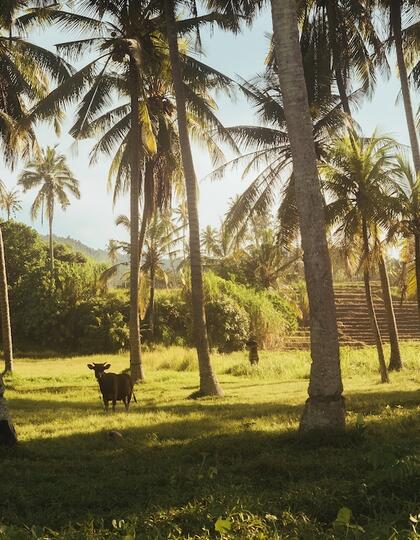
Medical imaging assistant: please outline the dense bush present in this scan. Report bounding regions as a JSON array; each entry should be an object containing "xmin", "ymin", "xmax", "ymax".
[
  {"xmin": 1, "ymin": 222, "xmax": 298, "ymax": 353},
  {"xmin": 153, "ymin": 272, "xmax": 298, "ymax": 351},
  {"xmin": 203, "ymin": 272, "xmax": 297, "ymax": 348},
  {"xmin": 2, "ymin": 221, "xmax": 129, "ymax": 353},
  {"xmin": 153, "ymin": 289, "xmax": 190, "ymax": 347},
  {"xmin": 206, "ymin": 296, "xmax": 250, "ymax": 352},
  {"xmin": 65, "ymin": 294, "xmax": 129, "ymax": 353}
]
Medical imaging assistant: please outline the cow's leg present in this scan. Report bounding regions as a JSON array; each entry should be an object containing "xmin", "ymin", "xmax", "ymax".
[
  {"xmin": 103, "ymin": 399, "xmax": 109, "ymax": 412},
  {"xmin": 124, "ymin": 395, "xmax": 131, "ymax": 412}
]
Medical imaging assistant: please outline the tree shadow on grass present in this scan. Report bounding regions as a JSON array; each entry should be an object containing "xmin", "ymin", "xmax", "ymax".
[
  {"xmin": 1, "ymin": 389, "xmax": 420, "ymax": 537},
  {"xmin": 346, "ymin": 388, "xmax": 420, "ymax": 414}
]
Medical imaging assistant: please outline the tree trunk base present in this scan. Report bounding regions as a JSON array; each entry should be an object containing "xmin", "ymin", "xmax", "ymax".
[
  {"xmin": 300, "ymin": 396, "xmax": 345, "ymax": 434},
  {"xmin": 188, "ymin": 382, "xmax": 224, "ymax": 399},
  {"xmin": 388, "ymin": 355, "xmax": 403, "ymax": 372},
  {"xmin": 0, "ymin": 419, "xmax": 17, "ymax": 446},
  {"xmin": 130, "ymin": 363, "xmax": 145, "ymax": 384}
]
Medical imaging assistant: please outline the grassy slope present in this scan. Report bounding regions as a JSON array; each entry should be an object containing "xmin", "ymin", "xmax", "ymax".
[{"xmin": 1, "ymin": 344, "xmax": 420, "ymax": 539}]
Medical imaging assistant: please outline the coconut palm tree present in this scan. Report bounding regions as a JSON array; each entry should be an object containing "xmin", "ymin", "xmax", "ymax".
[
  {"xmin": 375, "ymin": 0, "xmax": 420, "ymax": 172},
  {"xmin": 322, "ymin": 127, "xmax": 403, "ymax": 380},
  {"xmin": 163, "ymin": 0, "xmax": 225, "ymax": 397},
  {"xmin": 105, "ymin": 212, "xmax": 182, "ymax": 335},
  {"xmin": 0, "ymin": 1, "xmax": 70, "ymax": 373},
  {"xmin": 0, "ymin": 188, "xmax": 21, "ymax": 221},
  {"xmin": 0, "ymin": 181, "xmax": 12, "ymax": 374},
  {"xmin": 18, "ymin": 146, "xmax": 80, "ymax": 278},
  {"xmin": 28, "ymin": 0, "xmax": 235, "ymax": 383},
  {"xmin": 22, "ymin": 0, "xmax": 159, "ymax": 381},
  {"xmin": 141, "ymin": 214, "xmax": 183, "ymax": 335},
  {"xmin": 201, "ymin": 226, "xmax": 220, "ymax": 257},
  {"xmin": 303, "ymin": 0, "xmax": 384, "ymax": 115},
  {"xmin": 390, "ymin": 154, "xmax": 420, "ymax": 321},
  {"xmin": 270, "ymin": 0, "xmax": 344, "ymax": 431},
  {"xmin": 210, "ymin": 67, "xmax": 348, "ymax": 244}
]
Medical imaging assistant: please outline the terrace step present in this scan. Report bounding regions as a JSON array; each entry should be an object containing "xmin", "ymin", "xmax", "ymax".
[{"xmin": 281, "ymin": 282, "xmax": 420, "ymax": 351}]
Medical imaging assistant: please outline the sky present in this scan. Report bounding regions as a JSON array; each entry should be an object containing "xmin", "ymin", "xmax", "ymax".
[{"xmin": 0, "ymin": 8, "xmax": 418, "ymax": 250}]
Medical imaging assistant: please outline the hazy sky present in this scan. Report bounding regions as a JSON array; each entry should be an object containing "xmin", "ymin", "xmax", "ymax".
[{"xmin": 1, "ymin": 8, "xmax": 418, "ymax": 249}]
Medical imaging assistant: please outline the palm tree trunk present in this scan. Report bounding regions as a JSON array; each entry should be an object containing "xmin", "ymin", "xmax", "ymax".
[
  {"xmin": 164, "ymin": 0, "xmax": 223, "ymax": 397},
  {"xmin": 129, "ymin": 55, "xmax": 145, "ymax": 383},
  {"xmin": 48, "ymin": 216, "xmax": 54, "ymax": 277},
  {"xmin": 391, "ymin": 1, "xmax": 420, "ymax": 172},
  {"xmin": 271, "ymin": 0, "xmax": 344, "ymax": 432},
  {"xmin": 0, "ymin": 374, "xmax": 17, "ymax": 445},
  {"xmin": 148, "ymin": 265, "xmax": 155, "ymax": 337},
  {"xmin": 378, "ymin": 253, "xmax": 403, "ymax": 371},
  {"xmin": 414, "ymin": 233, "xmax": 420, "ymax": 324},
  {"xmin": 362, "ymin": 220, "xmax": 389, "ymax": 383},
  {"xmin": 336, "ymin": 70, "xmax": 351, "ymax": 116},
  {"xmin": 325, "ymin": 0, "xmax": 351, "ymax": 115},
  {"xmin": 0, "ymin": 228, "xmax": 13, "ymax": 374}
]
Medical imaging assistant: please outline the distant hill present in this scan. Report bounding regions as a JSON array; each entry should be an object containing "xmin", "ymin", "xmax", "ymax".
[{"xmin": 41, "ymin": 234, "xmax": 110, "ymax": 263}]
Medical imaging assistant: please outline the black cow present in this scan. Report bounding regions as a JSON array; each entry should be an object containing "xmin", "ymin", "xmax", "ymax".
[{"xmin": 88, "ymin": 363, "xmax": 137, "ymax": 412}]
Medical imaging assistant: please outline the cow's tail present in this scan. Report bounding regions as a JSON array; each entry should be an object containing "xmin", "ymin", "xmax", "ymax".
[{"xmin": 132, "ymin": 391, "xmax": 138, "ymax": 404}]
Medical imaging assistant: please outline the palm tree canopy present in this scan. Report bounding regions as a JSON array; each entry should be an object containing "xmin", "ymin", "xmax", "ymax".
[
  {"xmin": 210, "ymin": 39, "xmax": 349, "ymax": 246},
  {"xmin": 0, "ymin": 188, "xmax": 22, "ymax": 219},
  {"xmin": 322, "ymin": 126, "xmax": 401, "ymax": 266},
  {"xmin": 0, "ymin": 1, "xmax": 71, "ymax": 166},
  {"xmin": 18, "ymin": 146, "xmax": 80, "ymax": 223}
]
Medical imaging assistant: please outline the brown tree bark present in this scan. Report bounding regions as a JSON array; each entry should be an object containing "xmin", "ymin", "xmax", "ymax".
[
  {"xmin": 378, "ymin": 253, "xmax": 403, "ymax": 371},
  {"xmin": 414, "ymin": 234, "xmax": 420, "ymax": 325},
  {"xmin": 164, "ymin": 0, "xmax": 223, "ymax": 396},
  {"xmin": 271, "ymin": 0, "xmax": 344, "ymax": 432},
  {"xmin": 0, "ymin": 374, "xmax": 17, "ymax": 445},
  {"xmin": 362, "ymin": 220, "xmax": 389, "ymax": 383},
  {"xmin": 129, "ymin": 55, "xmax": 145, "ymax": 383},
  {"xmin": 0, "ymin": 227, "xmax": 13, "ymax": 374},
  {"xmin": 147, "ymin": 265, "xmax": 155, "ymax": 337},
  {"xmin": 325, "ymin": 0, "xmax": 351, "ymax": 116},
  {"xmin": 391, "ymin": 1, "xmax": 420, "ymax": 173},
  {"xmin": 48, "ymin": 216, "xmax": 54, "ymax": 275}
]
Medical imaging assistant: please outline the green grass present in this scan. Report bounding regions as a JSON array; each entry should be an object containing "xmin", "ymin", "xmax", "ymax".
[{"xmin": 2, "ymin": 344, "xmax": 420, "ymax": 539}]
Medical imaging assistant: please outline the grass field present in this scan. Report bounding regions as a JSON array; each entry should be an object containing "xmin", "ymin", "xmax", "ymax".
[{"xmin": 2, "ymin": 344, "xmax": 420, "ymax": 539}]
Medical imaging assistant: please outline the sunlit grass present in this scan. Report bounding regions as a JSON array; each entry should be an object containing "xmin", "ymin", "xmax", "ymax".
[{"xmin": 1, "ymin": 343, "xmax": 420, "ymax": 538}]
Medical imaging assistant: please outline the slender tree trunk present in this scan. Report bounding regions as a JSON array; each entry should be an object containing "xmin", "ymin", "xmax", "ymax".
[
  {"xmin": 148, "ymin": 265, "xmax": 155, "ymax": 336},
  {"xmin": 138, "ymin": 209, "xmax": 147, "ymax": 267},
  {"xmin": 362, "ymin": 220, "xmax": 389, "ymax": 383},
  {"xmin": 164, "ymin": 0, "xmax": 223, "ymax": 397},
  {"xmin": 271, "ymin": 0, "xmax": 344, "ymax": 432},
  {"xmin": 0, "ymin": 228, "xmax": 13, "ymax": 374},
  {"xmin": 48, "ymin": 216, "xmax": 54, "ymax": 277},
  {"xmin": 336, "ymin": 70, "xmax": 351, "ymax": 116},
  {"xmin": 414, "ymin": 233, "xmax": 420, "ymax": 325},
  {"xmin": 391, "ymin": 2, "xmax": 420, "ymax": 172},
  {"xmin": 0, "ymin": 374, "xmax": 17, "ymax": 445},
  {"xmin": 325, "ymin": 0, "xmax": 351, "ymax": 115},
  {"xmin": 378, "ymin": 253, "xmax": 403, "ymax": 370},
  {"xmin": 129, "ymin": 56, "xmax": 145, "ymax": 383}
]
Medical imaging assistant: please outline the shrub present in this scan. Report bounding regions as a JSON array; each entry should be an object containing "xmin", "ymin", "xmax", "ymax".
[
  {"xmin": 202, "ymin": 272, "xmax": 294, "ymax": 349},
  {"xmin": 153, "ymin": 272, "xmax": 298, "ymax": 350},
  {"xmin": 206, "ymin": 296, "xmax": 250, "ymax": 352},
  {"xmin": 153, "ymin": 290, "xmax": 190, "ymax": 347},
  {"xmin": 69, "ymin": 295, "xmax": 129, "ymax": 353}
]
